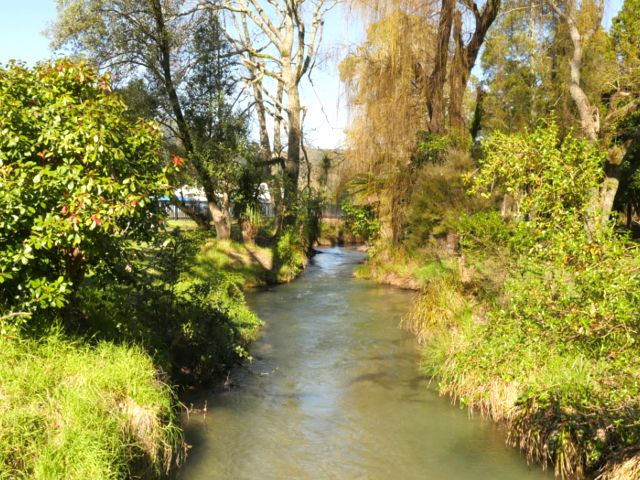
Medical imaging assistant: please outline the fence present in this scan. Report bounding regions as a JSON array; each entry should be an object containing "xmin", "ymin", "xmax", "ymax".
[{"xmin": 160, "ymin": 200, "xmax": 341, "ymax": 221}]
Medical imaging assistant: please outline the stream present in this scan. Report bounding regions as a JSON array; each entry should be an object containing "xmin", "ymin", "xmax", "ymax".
[{"xmin": 179, "ymin": 247, "xmax": 552, "ymax": 479}]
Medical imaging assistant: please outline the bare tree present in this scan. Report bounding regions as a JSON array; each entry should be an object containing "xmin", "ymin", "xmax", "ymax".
[
  {"xmin": 547, "ymin": 0, "xmax": 625, "ymax": 223},
  {"xmin": 210, "ymin": 0, "xmax": 338, "ymax": 222}
]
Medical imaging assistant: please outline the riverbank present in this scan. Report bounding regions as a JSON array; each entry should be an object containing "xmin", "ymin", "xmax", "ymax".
[
  {"xmin": 0, "ymin": 334, "xmax": 183, "ymax": 479},
  {"xmin": 358, "ymin": 230, "xmax": 640, "ymax": 480},
  {"xmin": 0, "ymin": 227, "xmax": 313, "ymax": 479},
  {"xmin": 178, "ymin": 247, "xmax": 549, "ymax": 479}
]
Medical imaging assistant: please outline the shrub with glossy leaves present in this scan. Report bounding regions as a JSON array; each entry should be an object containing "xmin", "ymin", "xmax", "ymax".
[{"xmin": 0, "ymin": 60, "xmax": 171, "ymax": 321}]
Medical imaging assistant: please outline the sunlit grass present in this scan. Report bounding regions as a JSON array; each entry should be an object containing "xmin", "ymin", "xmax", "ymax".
[{"xmin": 0, "ymin": 335, "xmax": 182, "ymax": 479}]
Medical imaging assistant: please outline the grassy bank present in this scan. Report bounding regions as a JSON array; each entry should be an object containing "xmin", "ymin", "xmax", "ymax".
[
  {"xmin": 0, "ymin": 226, "xmax": 309, "ymax": 479},
  {"xmin": 0, "ymin": 335, "xmax": 182, "ymax": 480},
  {"xmin": 362, "ymin": 219, "xmax": 640, "ymax": 480}
]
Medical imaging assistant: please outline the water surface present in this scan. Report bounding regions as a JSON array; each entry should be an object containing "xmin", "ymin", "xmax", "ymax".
[{"xmin": 180, "ymin": 247, "xmax": 551, "ymax": 479}]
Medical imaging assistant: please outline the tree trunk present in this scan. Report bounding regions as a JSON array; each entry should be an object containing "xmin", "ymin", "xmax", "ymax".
[
  {"xmin": 283, "ymin": 64, "xmax": 302, "ymax": 224},
  {"xmin": 274, "ymin": 79, "xmax": 284, "ymax": 158},
  {"xmin": 152, "ymin": 0, "xmax": 233, "ymax": 231},
  {"xmin": 449, "ymin": 11, "xmax": 466, "ymax": 134},
  {"xmin": 448, "ymin": 0, "xmax": 501, "ymax": 134},
  {"xmin": 426, "ymin": 0, "xmax": 455, "ymax": 134},
  {"xmin": 174, "ymin": 201, "xmax": 211, "ymax": 229},
  {"xmin": 566, "ymin": 21, "xmax": 599, "ymax": 142},
  {"xmin": 208, "ymin": 199, "xmax": 231, "ymax": 239}
]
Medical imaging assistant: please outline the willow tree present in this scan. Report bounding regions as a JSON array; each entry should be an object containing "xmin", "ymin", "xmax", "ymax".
[
  {"xmin": 349, "ymin": 0, "xmax": 501, "ymax": 135},
  {"xmin": 340, "ymin": 10, "xmax": 434, "ymax": 240}
]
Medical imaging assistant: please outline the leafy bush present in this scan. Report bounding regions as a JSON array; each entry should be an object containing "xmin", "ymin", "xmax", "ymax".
[
  {"xmin": 403, "ymin": 149, "xmax": 489, "ymax": 250},
  {"xmin": 273, "ymin": 227, "xmax": 307, "ymax": 282},
  {"xmin": 70, "ymin": 230, "xmax": 261, "ymax": 385},
  {"xmin": 470, "ymin": 121, "xmax": 605, "ymax": 226},
  {"xmin": 0, "ymin": 60, "xmax": 170, "ymax": 323},
  {"xmin": 415, "ymin": 121, "xmax": 640, "ymax": 479},
  {"xmin": 340, "ymin": 197, "xmax": 380, "ymax": 241}
]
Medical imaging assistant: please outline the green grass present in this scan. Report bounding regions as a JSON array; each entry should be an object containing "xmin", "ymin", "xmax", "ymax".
[
  {"xmin": 354, "ymin": 243, "xmax": 421, "ymax": 288},
  {"xmin": 195, "ymin": 238, "xmax": 274, "ymax": 287},
  {"xmin": 0, "ymin": 334, "xmax": 182, "ymax": 479},
  {"xmin": 166, "ymin": 219, "xmax": 199, "ymax": 231}
]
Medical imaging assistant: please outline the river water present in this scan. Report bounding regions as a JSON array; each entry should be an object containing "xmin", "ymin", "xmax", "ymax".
[{"xmin": 179, "ymin": 247, "xmax": 551, "ymax": 479}]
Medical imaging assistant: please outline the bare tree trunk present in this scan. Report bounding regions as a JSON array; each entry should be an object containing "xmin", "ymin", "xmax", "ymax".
[
  {"xmin": 565, "ymin": 21, "xmax": 599, "ymax": 142},
  {"xmin": 449, "ymin": 10, "xmax": 466, "ymax": 134},
  {"xmin": 208, "ymin": 193, "xmax": 232, "ymax": 239},
  {"xmin": 274, "ymin": 79, "xmax": 285, "ymax": 158},
  {"xmin": 548, "ymin": 0, "xmax": 620, "ymax": 225},
  {"xmin": 284, "ymin": 65, "xmax": 302, "ymax": 223},
  {"xmin": 448, "ymin": 0, "xmax": 501, "ymax": 134},
  {"xmin": 427, "ymin": 0, "xmax": 455, "ymax": 134},
  {"xmin": 152, "ymin": 0, "xmax": 234, "ymax": 233}
]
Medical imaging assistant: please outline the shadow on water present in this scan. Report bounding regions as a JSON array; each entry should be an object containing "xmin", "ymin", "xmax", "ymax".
[{"xmin": 179, "ymin": 247, "xmax": 552, "ymax": 480}]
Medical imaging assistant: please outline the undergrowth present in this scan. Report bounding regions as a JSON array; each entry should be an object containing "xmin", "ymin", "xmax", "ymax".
[{"xmin": 375, "ymin": 124, "xmax": 640, "ymax": 479}]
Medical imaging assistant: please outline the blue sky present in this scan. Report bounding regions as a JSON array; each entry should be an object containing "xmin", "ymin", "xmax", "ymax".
[{"xmin": 0, "ymin": 0, "xmax": 624, "ymax": 149}]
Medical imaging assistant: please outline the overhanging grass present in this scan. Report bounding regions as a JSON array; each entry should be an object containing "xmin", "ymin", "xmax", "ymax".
[
  {"xmin": 0, "ymin": 334, "xmax": 183, "ymax": 480},
  {"xmin": 412, "ymin": 269, "xmax": 640, "ymax": 480}
]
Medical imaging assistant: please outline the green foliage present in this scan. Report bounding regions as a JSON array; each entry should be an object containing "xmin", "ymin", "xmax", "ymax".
[
  {"xmin": 0, "ymin": 60, "xmax": 170, "ymax": 321},
  {"xmin": 479, "ymin": 0, "xmax": 618, "ymax": 137},
  {"xmin": 273, "ymin": 227, "xmax": 307, "ymax": 283},
  {"xmin": 415, "ymin": 132, "xmax": 459, "ymax": 164},
  {"xmin": 403, "ymin": 150, "xmax": 485, "ymax": 249},
  {"xmin": 612, "ymin": 0, "xmax": 640, "ymax": 72},
  {"xmin": 0, "ymin": 334, "xmax": 182, "ymax": 479},
  {"xmin": 410, "ymin": 122, "xmax": 640, "ymax": 479},
  {"xmin": 471, "ymin": 121, "xmax": 605, "ymax": 225},
  {"xmin": 70, "ymin": 230, "xmax": 262, "ymax": 385},
  {"xmin": 297, "ymin": 192, "xmax": 323, "ymax": 248},
  {"xmin": 340, "ymin": 198, "xmax": 380, "ymax": 241}
]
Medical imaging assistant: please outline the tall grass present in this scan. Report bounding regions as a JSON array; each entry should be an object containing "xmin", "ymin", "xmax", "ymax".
[{"xmin": 0, "ymin": 334, "xmax": 183, "ymax": 479}]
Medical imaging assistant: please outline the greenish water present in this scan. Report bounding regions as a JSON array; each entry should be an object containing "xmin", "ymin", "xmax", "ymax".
[{"xmin": 179, "ymin": 247, "xmax": 551, "ymax": 479}]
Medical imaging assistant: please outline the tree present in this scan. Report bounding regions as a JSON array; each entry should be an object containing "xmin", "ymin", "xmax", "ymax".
[
  {"xmin": 52, "ymin": 0, "xmax": 254, "ymax": 238},
  {"xmin": 349, "ymin": 0, "xmax": 501, "ymax": 136},
  {"xmin": 0, "ymin": 60, "xmax": 170, "ymax": 319},
  {"xmin": 215, "ymin": 0, "xmax": 336, "ymax": 224},
  {"xmin": 608, "ymin": 0, "xmax": 640, "ymax": 222},
  {"xmin": 546, "ymin": 0, "xmax": 640, "ymax": 224},
  {"xmin": 182, "ymin": 9, "xmax": 258, "ymax": 239},
  {"xmin": 340, "ymin": 10, "xmax": 434, "ymax": 240}
]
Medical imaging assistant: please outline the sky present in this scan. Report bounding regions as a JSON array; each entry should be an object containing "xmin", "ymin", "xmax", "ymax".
[{"xmin": 0, "ymin": 0, "xmax": 624, "ymax": 149}]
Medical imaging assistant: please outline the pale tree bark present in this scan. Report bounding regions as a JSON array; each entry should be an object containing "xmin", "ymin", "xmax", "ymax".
[
  {"xmin": 548, "ymin": 0, "xmax": 622, "ymax": 225},
  {"xmin": 215, "ymin": 0, "xmax": 336, "ymax": 224}
]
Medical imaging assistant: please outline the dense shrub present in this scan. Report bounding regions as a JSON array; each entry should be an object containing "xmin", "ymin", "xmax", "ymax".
[
  {"xmin": 0, "ymin": 60, "xmax": 170, "ymax": 324},
  {"xmin": 411, "ymin": 122, "xmax": 640, "ymax": 479},
  {"xmin": 340, "ymin": 197, "xmax": 380, "ymax": 242}
]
